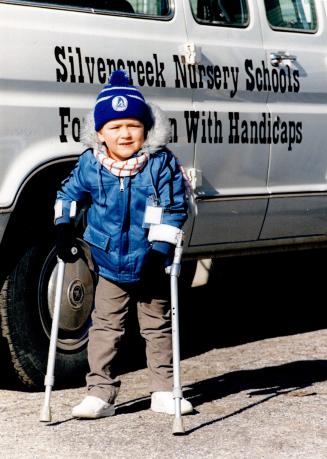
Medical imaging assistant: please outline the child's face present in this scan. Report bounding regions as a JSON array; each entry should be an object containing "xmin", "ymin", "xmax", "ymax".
[{"xmin": 97, "ymin": 118, "xmax": 145, "ymax": 161}]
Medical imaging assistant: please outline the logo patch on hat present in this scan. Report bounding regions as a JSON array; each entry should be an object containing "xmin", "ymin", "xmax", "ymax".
[{"xmin": 112, "ymin": 96, "xmax": 128, "ymax": 112}]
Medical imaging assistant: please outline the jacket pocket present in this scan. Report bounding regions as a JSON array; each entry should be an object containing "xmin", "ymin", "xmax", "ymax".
[{"xmin": 83, "ymin": 225, "xmax": 110, "ymax": 251}]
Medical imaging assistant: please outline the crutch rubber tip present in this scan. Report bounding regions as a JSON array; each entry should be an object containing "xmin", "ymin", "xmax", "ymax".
[
  {"xmin": 172, "ymin": 417, "xmax": 185, "ymax": 435},
  {"xmin": 39, "ymin": 405, "xmax": 52, "ymax": 422}
]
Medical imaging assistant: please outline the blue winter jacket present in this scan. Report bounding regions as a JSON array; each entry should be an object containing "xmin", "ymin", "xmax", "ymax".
[{"xmin": 55, "ymin": 147, "xmax": 188, "ymax": 283}]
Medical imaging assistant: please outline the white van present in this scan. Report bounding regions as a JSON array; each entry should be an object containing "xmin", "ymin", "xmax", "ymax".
[{"xmin": 0, "ymin": 0, "xmax": 326, "ymax": 388}]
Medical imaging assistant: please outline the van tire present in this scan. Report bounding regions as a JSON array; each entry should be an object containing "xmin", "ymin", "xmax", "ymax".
[{"xmin": 0, "ymin": 243, "xmax": 91, "ymax": 389}]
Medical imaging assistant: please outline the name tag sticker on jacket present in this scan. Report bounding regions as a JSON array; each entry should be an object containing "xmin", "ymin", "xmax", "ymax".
[{"xmin": 143, "ymin": 205, "xmax": 163, "ymax": 227}]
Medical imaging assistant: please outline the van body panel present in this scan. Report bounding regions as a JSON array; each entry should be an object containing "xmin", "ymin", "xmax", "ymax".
[
  {"xmin": 258, "ymin": 0, "xmax": 327, "ymax": 237},
  {"xmin": 183, "ymin": 0, "xmax": 270, "ymax": 196},
  {"xmin": 190, "ymin": 198, "xmax": 268, "ymax": 245},
  {"xmin": 1, "ymin": 0, "xmax": 326, "ymax": 247},
  {"xmin": 1, "ymin": 0, "xmax": 325, "ymax": 243},
  {"xmin": 0, "ymin": 2, "xmax": 194, "ymax": 208},
  {"xmin": 183, "ymin": 0, "xmax": 270, "ymax": 244},
  {"xmin": 260, "ymin": 195, "xmax": 327, "ymax": 239}
]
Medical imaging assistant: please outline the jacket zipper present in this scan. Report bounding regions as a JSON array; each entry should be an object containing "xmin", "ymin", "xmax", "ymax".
[{"xmin": 119, "ymin": 176, "xmax": 128, "ymax": 277}]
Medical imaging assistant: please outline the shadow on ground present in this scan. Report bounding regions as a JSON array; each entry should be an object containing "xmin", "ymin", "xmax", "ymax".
[
  {"xmin": 184, "ymin": 359, "xmax": 327, "ymax": 404},
  {"xmin": 45, "ymin": 358, "xmax": 327, "ymax": 428},
  {"xmin": 115, "ymin": 358, "xmax": 327, "ymax": 418},
  {"xmin": 182, "ymin": 358, "xmax": 327, "ymax": 434}
]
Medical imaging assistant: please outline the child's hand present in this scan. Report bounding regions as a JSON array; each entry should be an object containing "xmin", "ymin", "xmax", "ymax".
[
  {"xmin": 141, "ymin": 245, "xmax": 174, "ymax": 279},
  {"xmin": 55, "ymin": 223, "xmax": 80, "ymax": 263}
]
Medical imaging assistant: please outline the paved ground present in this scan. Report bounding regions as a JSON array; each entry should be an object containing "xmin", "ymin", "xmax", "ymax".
[
  {"xmin": 0, "ymin": 250, "xmax": 327, "ymax": 458},
  {"xmin": 0, "ymin": 329, "xmax": 327, "ymax": 458}
]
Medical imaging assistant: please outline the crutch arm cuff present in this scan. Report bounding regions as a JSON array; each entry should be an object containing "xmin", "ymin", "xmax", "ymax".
[{"xmin": 148, "ymin": 224, "xmax": 183, "ymax": 246}]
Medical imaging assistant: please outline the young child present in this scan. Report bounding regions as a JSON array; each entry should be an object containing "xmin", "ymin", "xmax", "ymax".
[{"xmin": 55, "ymin": 70, "xmax": 193, "ymax": 419}]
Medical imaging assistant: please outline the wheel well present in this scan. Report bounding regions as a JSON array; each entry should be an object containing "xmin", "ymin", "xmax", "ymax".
[{"xmin": 0, "ymin": 160, "xmax": 77, "ymax": 284}]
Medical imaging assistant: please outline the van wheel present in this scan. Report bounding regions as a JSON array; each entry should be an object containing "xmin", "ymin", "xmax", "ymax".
[{"xmin": 0, "ymin": 242, "xmax": 94, "ymax": 389}]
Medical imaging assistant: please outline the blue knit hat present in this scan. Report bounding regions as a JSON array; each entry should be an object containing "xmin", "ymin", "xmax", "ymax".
[{"xmin": 94, "ymin": 70, "xmax": 153, "ymax": 131}]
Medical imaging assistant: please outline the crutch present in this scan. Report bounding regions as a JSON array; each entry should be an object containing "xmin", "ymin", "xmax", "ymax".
[
  {"xmin": 40, "ymin": 201, "xmax": 77, "ymax": 422},
  {"xmin": 149, "ymin": 224, "xmax": 186, "ymax": 435},
  {"xmin": 168, "ymin": 230, "xmax": 185, "ymax": 435}
]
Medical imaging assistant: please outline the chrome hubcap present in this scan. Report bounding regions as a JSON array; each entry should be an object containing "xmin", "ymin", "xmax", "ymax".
[{"xmin": 47, "ymin": 258, "xmax": 93, "ymax": 333}]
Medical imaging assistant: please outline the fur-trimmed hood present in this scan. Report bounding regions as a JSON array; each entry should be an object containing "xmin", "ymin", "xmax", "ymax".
[{"xmin": 81, "ymin": 103, "xmax": 171, "ymax": 155}]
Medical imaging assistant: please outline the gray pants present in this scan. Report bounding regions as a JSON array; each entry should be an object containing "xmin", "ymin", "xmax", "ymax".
[{"xmin": 86, "ymin": 275, "xmax": 173, "ymax": 403}]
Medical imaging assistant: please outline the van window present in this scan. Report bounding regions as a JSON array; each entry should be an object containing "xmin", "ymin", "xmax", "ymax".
[
  {"xmin": 8, "ymin": 0, "xmax": 171, "ymax": 17},
  {"xmin": 264, "ymin": 0, "xmax": 317, "ymax": 32},
  {"xmin": 189, "ymin": 0, "xmax": 249, "ymax": 27}
]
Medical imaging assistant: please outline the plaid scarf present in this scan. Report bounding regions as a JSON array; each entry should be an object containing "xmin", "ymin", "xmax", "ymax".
[{"xmin": 94, "ymin": 145, "xmax": 149, "ymax": 177}]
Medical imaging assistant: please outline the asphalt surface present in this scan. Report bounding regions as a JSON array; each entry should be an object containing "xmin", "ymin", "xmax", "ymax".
[
  {"xmin": 0, "ymin": 250, "xmax": 327, "ymax": 458},
  {"xmin": 0, "ymin": 329, "xmax": 327, "ymax": 458}
]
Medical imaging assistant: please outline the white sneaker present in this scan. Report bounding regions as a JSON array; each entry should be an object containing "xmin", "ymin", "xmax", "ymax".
[
  {"xmin": 72, "ymin": 395, "xmax": 115, "ymax": 419},
  {"xmin": 151, "ymin": 391, "xmax": 193, "ymax": 415}
]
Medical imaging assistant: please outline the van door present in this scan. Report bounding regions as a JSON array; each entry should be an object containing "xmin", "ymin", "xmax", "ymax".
[
  {"xmin": 258, "ymin": 0, "xmax": 327, "ymax": 239},
  {"xmin": 182, "ymin": 0, "xmax": 270, "ymax": 246}
]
